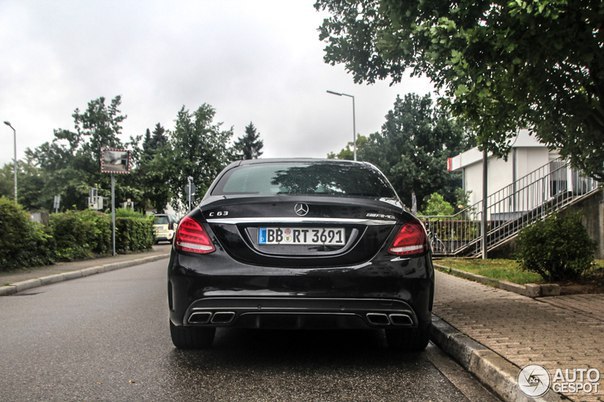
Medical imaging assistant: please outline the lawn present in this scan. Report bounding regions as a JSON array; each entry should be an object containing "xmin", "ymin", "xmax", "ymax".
[
  {"xmin": 436, "ymin": 258, "xmax": 604, "ymax": 285},
  {"xmin": 436, "ymin": 258, "xmax": 543, "ymax": 284}
]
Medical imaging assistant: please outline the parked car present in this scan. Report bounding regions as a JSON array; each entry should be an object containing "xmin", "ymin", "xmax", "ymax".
[
  {"xmin": 153, "ymin": 214, "xmax": 178, "ymax": 244},
  {"xmin": 167, "ymin": 159, "xmax": 434, "ymax": 351}
]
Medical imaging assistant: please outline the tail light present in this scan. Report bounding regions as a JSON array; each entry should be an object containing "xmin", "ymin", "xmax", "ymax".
[
  {"xmin": 174, "ymin": 216, "xmax": 215, "ymax": 254},
  {"xmin": 388, "ymin": 221, "xmax": 428, "ymax": 256}
]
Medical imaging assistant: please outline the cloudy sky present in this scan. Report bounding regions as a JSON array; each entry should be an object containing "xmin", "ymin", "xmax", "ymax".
[{"xmin": 0, "ymin": 0, "xmax": 433, "ymax": 166}]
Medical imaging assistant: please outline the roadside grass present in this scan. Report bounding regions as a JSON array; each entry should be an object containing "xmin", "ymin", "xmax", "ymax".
[
  {"xmin": 436, "ymin": 259, "xmax": 604, "ymax": 285},
  {"xmin": 436, "ymin": 258, "xmax": 543, "ymax": 284}
]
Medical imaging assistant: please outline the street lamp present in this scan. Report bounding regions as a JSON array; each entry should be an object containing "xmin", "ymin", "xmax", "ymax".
[
  {"xmin": 326, "ymin": 90, "xmax": 357, "ymax": 161},
  {"xmin": 3, "ymin": 121, "xmax": 17, "ymax": 202}
]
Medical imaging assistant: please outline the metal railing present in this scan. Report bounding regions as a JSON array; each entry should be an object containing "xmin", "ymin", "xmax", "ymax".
[{"xmin": 420, "ymin": 158, "xmax": 600, "ymax": 257}]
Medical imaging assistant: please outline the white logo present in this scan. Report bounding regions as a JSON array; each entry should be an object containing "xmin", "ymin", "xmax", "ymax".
[
  {"xmin": 294, "ymin": 203, "xmax": 309, "ymax": 217},
  {"xmin": 518, "ymin": 365, "xmax": 550, "ymax": 397}
]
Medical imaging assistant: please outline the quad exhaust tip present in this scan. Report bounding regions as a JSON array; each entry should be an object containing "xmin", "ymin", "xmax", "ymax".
[
  {"xmin": 389, "ymin": 313, "xmax": 414, "ymax": 326},
  {"xmin": 365, "ymin": 312, "xmax": 414, "ymax": 326},
  {"xmin": 188, "ymin": 311, "xmax": 236, "ymax": 325},
  {"xmin": 366, "ymin": 313, "xmax": 390, "ymax": 326},
  {"xmin": 188, "ymin": 312, "xmax": 212, "ymax": 324},
  {"xmin": 211, "ymin": 311, "xmax": 236, "ymax": 324}
]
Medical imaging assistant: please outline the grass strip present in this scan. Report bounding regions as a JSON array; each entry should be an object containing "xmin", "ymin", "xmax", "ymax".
[{"xmin": 436, "ymin": 258, "xmax": 543, "ymax": 284}]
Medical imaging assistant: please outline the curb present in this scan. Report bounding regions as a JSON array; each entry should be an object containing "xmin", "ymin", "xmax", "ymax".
[
  {"xmin": 430, "ymin": 315, "xmax": 566, "ymax": 402},
  {"xmin": 434, "ymin": 263, "xmax": 560, "ymax": 298},
  {"xmin": 0, "ymin": 253, "xmax": 170, "ymax": 296}
]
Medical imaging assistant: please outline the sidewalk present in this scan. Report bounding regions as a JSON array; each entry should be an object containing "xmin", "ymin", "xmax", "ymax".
[
  {"xmin": 433, "ymin": 270, "xmax": 604, "ymax": 402},
  {"xmin": 0, "ymin": 245, "xmax": 171, "ymax": 295}
]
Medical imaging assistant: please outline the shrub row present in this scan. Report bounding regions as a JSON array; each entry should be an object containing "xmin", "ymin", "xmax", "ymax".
[
  {"xmin": 0, "ymin": 198, "xmax": 54, "ymax": 270},
  {"xmin": 0, "ymin": 198, "xmax": 154, "ymax": 272}
]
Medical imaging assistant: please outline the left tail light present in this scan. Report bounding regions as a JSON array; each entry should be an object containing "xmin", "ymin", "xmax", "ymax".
[
  {"xmin": 388, "ymin": 221, "xmax": 428, "ymax": 256},
  {"xmin": 174, "ymin": 216, "xmax": 216, "ymax": 254}
]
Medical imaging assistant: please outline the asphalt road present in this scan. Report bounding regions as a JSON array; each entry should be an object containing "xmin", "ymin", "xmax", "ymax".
[{"xmin": 0, "ymin": 259, "xmax": 497, "ymax": 401}]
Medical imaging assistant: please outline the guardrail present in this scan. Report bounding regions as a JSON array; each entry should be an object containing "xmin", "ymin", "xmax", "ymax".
[{"xmin": 420, "ymin": 158, "xmax": 600, "ymax": 257}]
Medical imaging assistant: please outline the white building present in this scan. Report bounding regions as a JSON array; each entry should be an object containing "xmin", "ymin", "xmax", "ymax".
[{"xmin": 447, "ymin": 129, "xmax": 553, "ymax": 207}]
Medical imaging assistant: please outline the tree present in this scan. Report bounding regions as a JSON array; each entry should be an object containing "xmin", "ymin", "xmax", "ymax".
[
  {"xmin": 327, "ymin": 135, "xmax": 368, "ymax": 160},
  {"xmin": 26, "ymin": 96, "xmax": 128, "ymax": 210},
  {"xmin": 128, "ymin": 124, "xmax": 174, "ymax": 213},
  {"xmin": 234, "ymin": 122, "xmax": 264, "ymax": 159},
  {"xmin": 329, "ymin": 94, "xmax": 470, "ymax": 210},
  {"xmin": 315, "ymin": 0, "xmax": 604, "ymax": 180},
  {"xmin": 168, "ymin": 104, "xmax": 234, "ymax": 208}
]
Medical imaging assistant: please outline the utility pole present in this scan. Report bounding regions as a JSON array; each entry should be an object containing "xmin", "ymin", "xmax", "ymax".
[
  {"xmin": 326, "ymin": 90, "xmax": 357, "ymax": 161},
  {"xmin": 3, "ymin": 121, "xmax": 17, "ymax": 202}
]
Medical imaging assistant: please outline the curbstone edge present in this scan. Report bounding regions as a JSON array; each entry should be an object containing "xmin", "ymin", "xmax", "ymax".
[
  {"xmin": 431, "ymin": 314, "xmax": 566, "ymax": 402},
  {"xmin": 0, "ymin": 253, "xmax": 169, "ymax": 296},
  {"xmin": 433, "ymin": 263, "xmax": 561, "ymax": 298}
]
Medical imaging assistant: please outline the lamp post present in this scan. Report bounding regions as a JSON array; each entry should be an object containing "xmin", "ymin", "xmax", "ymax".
[
  {"xmin": 3, "ymin": 121, "xmax": 17, "ymax": 202},
  {"xmin": 326, "ymin": 90, "xmax": 357, "ymax": 161}
]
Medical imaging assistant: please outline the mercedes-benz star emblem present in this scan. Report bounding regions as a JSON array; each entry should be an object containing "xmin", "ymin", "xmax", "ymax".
[{"xmin": 294, "ymin": 203, "xmax": 309, "ymax": 217}]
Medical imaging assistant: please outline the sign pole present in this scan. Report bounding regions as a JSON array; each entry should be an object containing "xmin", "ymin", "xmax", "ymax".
[
  {"xmin": 188, "ymin": 176, "xmax": 193, "ymax": 211},
  {"xmin": 111, "ymin": 173, "xmax": 116, "ymax": 256},
  {"xmin": 100, "ymin": 147, "xmax": 131, "ymax": 257}
]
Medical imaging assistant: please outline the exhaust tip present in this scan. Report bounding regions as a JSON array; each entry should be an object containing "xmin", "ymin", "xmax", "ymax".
[
  {"xmin": 389, "ymin": 313, "xmax": 414, "ymax": 326},
  {"xmin": 189, "ymin": 311, "xmax": 212, "ymax": 324},
  {"xmin": 211, "ymin": 311, "xmax": 236, "ymax": 324},
  {"xmin": 366, "ymin": 313, "xmax": 390, "ymax": 326}
]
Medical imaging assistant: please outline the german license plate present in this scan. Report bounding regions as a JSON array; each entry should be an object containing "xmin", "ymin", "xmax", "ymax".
[{"xmin": 258, "ymin": 227, "xmax": 345, "ymax": 245}]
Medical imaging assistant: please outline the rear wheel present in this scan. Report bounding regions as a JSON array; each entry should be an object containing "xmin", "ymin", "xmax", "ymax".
[
  {"xmin": 386, "ymin": 320, "xmax": 431, "ymax": 352},
  {"xmin": 170, "ymin": 321, "xmax": 215, "ymax": 349}
]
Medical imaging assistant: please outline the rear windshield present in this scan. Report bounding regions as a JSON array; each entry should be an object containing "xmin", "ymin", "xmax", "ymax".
[
  {"xmin": 211, "ymin": 162, "xmax": 397, "ymax": 198},
  {"xmin": 154, "ymin": 216, "xmax": 169, "ymax": 225}
]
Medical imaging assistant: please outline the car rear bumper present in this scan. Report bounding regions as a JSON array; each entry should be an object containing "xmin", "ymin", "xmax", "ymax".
[
  {"xmin": 168, "ymin": 251, "xmax": 434, "ymax": 330},
  {"xmin": 181, "ymin": 296, "xmax": 418, "ymax": 330}
]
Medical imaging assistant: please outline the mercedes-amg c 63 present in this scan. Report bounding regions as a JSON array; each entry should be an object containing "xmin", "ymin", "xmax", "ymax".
[{"xmin": 168, "ymin": 159, "xmax": 434, "ymax": 351}]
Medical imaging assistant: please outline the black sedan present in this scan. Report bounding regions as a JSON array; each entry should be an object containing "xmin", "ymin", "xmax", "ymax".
[{"xmin": 168, "ymin": 159, "xmax": 434, "ymax": 351}]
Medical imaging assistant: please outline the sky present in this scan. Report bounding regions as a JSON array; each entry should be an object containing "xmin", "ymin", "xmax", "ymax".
[{"xmin": 0, "ymin": 0, "xmax": 433, "ymax": 166}]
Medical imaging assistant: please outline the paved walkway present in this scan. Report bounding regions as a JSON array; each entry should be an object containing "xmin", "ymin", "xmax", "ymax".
[{"xmin": 434, "ymin": 270, "xmax": 604, "ymax": 402}]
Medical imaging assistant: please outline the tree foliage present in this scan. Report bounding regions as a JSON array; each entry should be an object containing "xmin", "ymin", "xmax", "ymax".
[
  {"xmin": 128, "ymin": 124, "xmax": 173, "ymax": 213},
  {"xmin": 1, "ymin": 97, "xmax": 240, "ymax": 214},
  {"xmin": 25, "ymin": 96, "xmax": 128, "ymax": 210},
  {"xmin": 315, "ymin": 0, "xmax": 604, "ymax": 180},
  {"xmin": 329, "ymin": 94, "xmax": 471, "ymax": 210},
  {"xmin": 168, "ymin": 104, "xmax": 234, "ymax": 208},
  {"xmin": 421, "ymin": 193, "xmax": 455, "ymax": 216},
  {"xmin": 234, "ymin": 122, "xmax": 264, "ymax": 159}
]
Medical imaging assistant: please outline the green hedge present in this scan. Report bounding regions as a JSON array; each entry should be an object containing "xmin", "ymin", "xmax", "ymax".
[
  {"xmin": 0, "ymin": 197, "xmax": 54, "ymax": 271},
  {"xmin": 1, "ymin": 203, "xmax": 156, "ymax": 270},
  {"xmin": 115, "ymin": 214, "xmax": 154, "ymax": 253},
  {"xmin": 50, "ymin": 210, "xmax": 112, "ymax": 261}
]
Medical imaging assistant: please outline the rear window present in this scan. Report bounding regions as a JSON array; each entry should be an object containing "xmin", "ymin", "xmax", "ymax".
[
  {"xmin": 211, "ymin": 162, "xmax": 397, "ymax": 198},
  {"xmin": 154, "ymin": 216, "xmax": 170, "ymax": 225}
]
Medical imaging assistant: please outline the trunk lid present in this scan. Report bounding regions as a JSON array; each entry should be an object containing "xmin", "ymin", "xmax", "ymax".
[{"xmin": 200, "ymin": 195, "xmax": 410, "ymax": 267}]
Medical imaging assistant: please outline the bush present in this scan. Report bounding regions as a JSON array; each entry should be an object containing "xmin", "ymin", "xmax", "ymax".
[
  {"xmin": 115, "ymin": 215, "xmax": 154, "ymax": 253},
  {"xmin": 50, "ymin": 210, "xmax": 111, "ymax": 261},
  {"xmin": 516, "ymin": 212, "xmax": 596, "ymax": 281},
  {"xmin": 421, "ymin": 193, "xmax": 454, "ymax": 216},
  {"xmin": 0, "ymin": 197, "xmax": 54, "ymax": 271}
]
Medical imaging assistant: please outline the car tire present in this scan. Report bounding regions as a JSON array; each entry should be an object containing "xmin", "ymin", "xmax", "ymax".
[
  {"xmin": 170, "ymin": 321, "xmax": 215, "ymax": 349},
  {"xmin": 386, "ymin": 320, "xmax": 431, "ymax": 352}
]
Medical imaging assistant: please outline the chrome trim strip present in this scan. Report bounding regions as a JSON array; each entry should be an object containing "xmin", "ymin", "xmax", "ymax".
[{"xmin": 205, "ymin": 217, "xmax": 396, "ymax": 226}]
